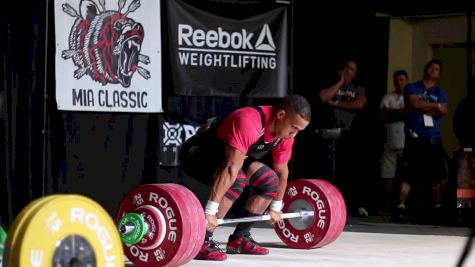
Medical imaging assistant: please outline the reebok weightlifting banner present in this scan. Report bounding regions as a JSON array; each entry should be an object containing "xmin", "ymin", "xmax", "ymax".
[
  {"xmin": 54, "ymin": 0, "xmax": 163, "ymax": 113},
  {"xmin": 167, "ymin": 0, "xmax": 288, "ymax": 97}
]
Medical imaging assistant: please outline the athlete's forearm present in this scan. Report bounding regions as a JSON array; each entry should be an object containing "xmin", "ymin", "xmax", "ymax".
[
  {"xmin": 272, "ymin": 163, "xmax": 289, "ymax": 201},
  {"xmin": 209, "ymin": 146, "xmax": 245, "ymax": 204},
  {"xmin": 275, "ymin": 178, "xmax": 287, "ymax": 201},
  {"xmin": 209, "ymin": 165, "xmax": 238, "ymax": 203}
]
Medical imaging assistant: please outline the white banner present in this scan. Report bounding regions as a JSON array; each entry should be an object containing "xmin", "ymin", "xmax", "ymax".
[{"xmin": 54, "ymin": 0, "xmax": 162, "ymax": 113}]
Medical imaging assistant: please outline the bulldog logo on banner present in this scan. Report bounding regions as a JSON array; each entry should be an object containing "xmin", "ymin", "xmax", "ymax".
[
  {"xmin": 54, "ymin": 0, "xmax": 163, "ymax": 113},
  {"xmin": 61, "ymin": 0, "xmax": 150, "ymax": 88}
]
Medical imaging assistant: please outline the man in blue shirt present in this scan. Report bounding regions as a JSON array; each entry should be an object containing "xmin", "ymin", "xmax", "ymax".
[{"xmin": 396, "ymin": 59, "xmax": 448, "ymax": 223}]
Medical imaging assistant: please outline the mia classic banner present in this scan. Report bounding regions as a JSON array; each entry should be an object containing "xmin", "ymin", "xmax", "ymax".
[
  {"xmin": 167, "ymin": 0, "xmax": 288, "ymax": 97},
  {"xmin": 54, "ymin": 0, "xmax": 163, "ymax": 112}
]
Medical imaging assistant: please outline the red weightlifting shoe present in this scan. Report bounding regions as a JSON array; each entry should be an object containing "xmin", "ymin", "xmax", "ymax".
[
  {"xmin": 226, "ymin": 234, "xmax": 269, "ymax": 255},
  {"xmin": 195, "ymin": 239, "xmax": 227, "ymax": 261}
]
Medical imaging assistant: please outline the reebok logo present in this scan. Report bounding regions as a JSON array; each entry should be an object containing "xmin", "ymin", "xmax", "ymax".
[
  {"xmin": 254, "ymin": 24, "xmax": 276, "ymax": 51},
  {"xmin": 176, "ymin": 24, "xmax": 278, "ymax": 69},
  {"xmin": 178, "ymin": 24, "xmax": 276, "ymax": 52}
]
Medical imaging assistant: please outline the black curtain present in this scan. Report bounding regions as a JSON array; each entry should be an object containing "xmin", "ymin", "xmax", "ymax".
[
  {"xmin": 291, "ymin": 7, "xmax": 389, "ymax": 191},
  {"xmin": 1, "ymin": 0, "xmax": 49, "ymax": 226},
  {"xmin": 1, "ymin": 0, "xmax": 160, "ymax": 226},
  {"xmin": 0, "ymin": 0, "xmax": 290, "ymax": 226},
  {"xmin": 1, "ymin": 0, "xmax": 390, "ymax": 226}
]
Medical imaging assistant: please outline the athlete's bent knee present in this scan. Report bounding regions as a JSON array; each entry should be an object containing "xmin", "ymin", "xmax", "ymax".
[{"xmin": 250, "ymin": 165, "xmax": 280, "ymax": 199}]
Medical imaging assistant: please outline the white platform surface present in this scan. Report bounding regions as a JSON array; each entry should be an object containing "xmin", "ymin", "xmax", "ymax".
[{"xmin": 126, "ymin": 219, "xmax": 475, "ymax": 267}]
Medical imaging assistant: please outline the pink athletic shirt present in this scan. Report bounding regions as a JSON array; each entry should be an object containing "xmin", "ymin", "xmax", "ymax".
[{"xmin": 217, "ymin": 106, "xmax": 294, "ymax": 164}]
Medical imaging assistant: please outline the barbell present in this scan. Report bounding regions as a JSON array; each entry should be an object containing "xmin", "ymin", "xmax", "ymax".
[
  {"xmin": 1, "ymin": 178, "xmax": 346, "ymax": 267},
  {"xmin": 119, "ymin": 209, "xmax": 315, "ymax": 243},
  {"xmin": 117, "ymin": 179, "xmax": 347, "ymax": 267}
]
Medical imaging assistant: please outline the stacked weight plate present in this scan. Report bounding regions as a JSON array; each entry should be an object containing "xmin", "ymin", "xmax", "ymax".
[
  {"xmin": 3, "ymin": 194, "xmax": 124, "ymax": 266},
  {"xmin": 274, "ymin": 179, "xmax": 346, "ymax": 249},
  {"xmin": 117, "ymin": 183, "xmax": 206, "ymax": 267},
  {"xmin": 0, "ymin": 222, "xmax": 7, "ymax": 266}
]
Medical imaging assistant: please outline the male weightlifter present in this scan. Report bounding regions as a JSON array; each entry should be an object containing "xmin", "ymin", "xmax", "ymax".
[{"xmin": 179, "ymin": 95, "xmax": 311, "ymax": 261}]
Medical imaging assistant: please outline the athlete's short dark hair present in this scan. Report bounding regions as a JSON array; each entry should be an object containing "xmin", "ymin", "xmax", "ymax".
[{"xmin": 278, "ymin": 94, "xmax": 311, "ymax": 122}]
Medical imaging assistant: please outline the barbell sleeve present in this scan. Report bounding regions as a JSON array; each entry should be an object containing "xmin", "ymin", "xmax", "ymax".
[
  {"xmin": 120, "ymin": 224, "xmax": 137, "ymax": 235},
  {"xmin": 217, "ymin": 210, "xmax": 314, "ymax": 225}
]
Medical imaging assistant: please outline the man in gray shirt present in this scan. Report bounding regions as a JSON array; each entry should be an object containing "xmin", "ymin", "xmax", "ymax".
[
  {"xmin": 319, "ymin": 59, "xmax": 367, "ymax": 130},
  {"xmin": 319, "ymin": 59, "xmax": 368, "ymax": 217}
]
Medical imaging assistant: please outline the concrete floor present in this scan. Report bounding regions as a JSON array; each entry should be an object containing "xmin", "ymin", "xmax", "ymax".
[
  {"xmin": 125, "ymin": 216, "xmax": 475, "ymax": 267},
  {"xmin": 183, "ymin": 220, "xmax": 475, "ymax": 267}
]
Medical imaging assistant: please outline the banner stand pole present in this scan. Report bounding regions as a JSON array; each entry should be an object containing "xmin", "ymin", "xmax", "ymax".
[{"xmin": 42, "ymin": 0, "xmax": 50, "ymax": 196}]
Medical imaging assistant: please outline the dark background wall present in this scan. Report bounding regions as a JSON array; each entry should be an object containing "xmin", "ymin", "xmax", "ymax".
[
  {"xmin": 290, "ymin": 5, "xmax": 389, "ymax": 182},
  {"xmin": 0, "ymin": 0, "xmax": 390, "ymax": 226}
]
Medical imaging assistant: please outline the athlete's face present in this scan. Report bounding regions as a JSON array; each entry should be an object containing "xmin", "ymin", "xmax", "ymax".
[{"xmin": 275, "ymin": 110, "xmax": 309, "ymax": 139}]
